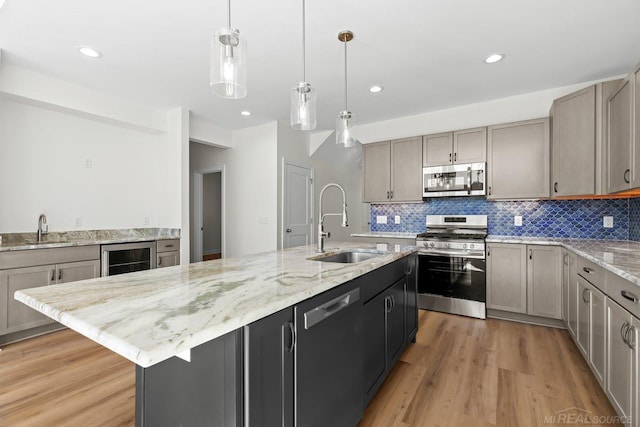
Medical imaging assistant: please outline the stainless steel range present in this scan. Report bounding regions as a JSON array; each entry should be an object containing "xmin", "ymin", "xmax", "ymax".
[{"xmin": 416, "ymin": 215, "xmax": 487, "ymax": 319}]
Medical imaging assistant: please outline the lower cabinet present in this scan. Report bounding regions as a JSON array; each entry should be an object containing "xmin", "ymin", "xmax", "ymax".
[
  {"xmin": 486, "ymin": 243, "xmax": 561, "ymax": 319},
  {"xmin": 157, "ymin": 251, "xmax": 179, "ymax": 268},
  {"xmin": 605, "ymin": 298, "xmax": 637, "ymax": 427},
  {"xmin": 244, "ymin": 308, "xmax": 294, "ymax": 427},
  {"xmin": 565, "ymin": 251, "xmax": 578, "ymax": 337},
  {"xmin": 576, "ymin": 276, "xmax": 606, "ymax": 386}
]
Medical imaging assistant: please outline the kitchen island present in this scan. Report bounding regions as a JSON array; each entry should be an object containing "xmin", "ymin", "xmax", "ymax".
[{"xmin": 15, "ymin": 242, "xmax": 419, "ymax": 427}]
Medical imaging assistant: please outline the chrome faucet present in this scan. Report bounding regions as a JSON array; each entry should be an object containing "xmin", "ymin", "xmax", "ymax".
[
  {"xmin": 317, "ymin": 183, "xmax": 348, "ymax": 253},
  {"xmin": 37, "ymin": 214, "xmax": 48, "ymax": 242}
]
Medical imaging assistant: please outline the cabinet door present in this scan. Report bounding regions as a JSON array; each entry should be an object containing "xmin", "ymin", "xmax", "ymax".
[
  {"xmin": 607, "ymin": 80, "xmax": 632, "ymax": 193},
  {"xmin": 561, "ymin": 250, "xmax": 569, "ymax": 322},
  {"xmin": 453, "ymin": 127, "xmax": 486, "ymax": 164},
  {"xmin": 56, "ymin": 260, "xmax": 100, "ymax": 283},
  {"xmin": 567, "ymin": 251, "xmax": 578, "ymax": 338},
  {"xmin": 633, "ymin": 66, "xmax": 640, "ymax": 190},
  {"xmin": 632, "ymin": 316, "xmax": 639, "ymax": 427},
  {"xmin": 390, "ymin": 137, "xmax": 423, "ymax": 201},
  {"xmin": 552, "ymin": 85, "xmax": 596, "ymax": 197},
  {"xmin": 576, "ymin": 276, "xmax": 590, "ymax": 357},
  {"xmin": 405, "ymin": 255, "xmax": 418, "ymax": 341},
  {"xmin": 486, "ymin": 243, "xmax": 527, "ymax": 313},
  {"xmin": 589, "ymin": 284, "xmax": 606, "ymax": 387},
  {"xmin": 363, "ymin": 291, "xmax": 387, "ymax": 403},
  {"xmin": 363, "ymin": 141, "xmax": 391, "ymax": 202},
  {"xmin": 606, "ymin": 299, "xmax": 634, "ymax": 424},
  {"xmin": 527, "ymin": 245, "xmax": 562, "ymax": 319},
  {"xmin": 0, "ymin": 265, "xmax": 55, "ymax": 335},
  {"xmin": 157, "ymin": 251, "xmax": 180, "ymax": 268},
  {"xmin": 386, "ymin": 278, "xmax": 407, "ymax": 368},
  {"xmin": 487, "ymin": 118, "xmax": 550, "ymax": 199},
  {"xmin": 244, "ymin": 307, "xmax": 294, "ymax": 427},
  {"xmin": 423, "ymin": 132, "xmax": 453, "ymax": 166}
]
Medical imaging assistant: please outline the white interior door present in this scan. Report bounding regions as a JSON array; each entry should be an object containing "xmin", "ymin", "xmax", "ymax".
[{"xmin": 283, "ymin": 163, "xmax": 313, "ymax": 249}]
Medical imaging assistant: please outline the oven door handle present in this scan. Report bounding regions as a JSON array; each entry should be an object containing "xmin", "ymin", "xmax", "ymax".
[{"xmin": 418, "ymin": 250, "xmax": 485, "ymax": 260}]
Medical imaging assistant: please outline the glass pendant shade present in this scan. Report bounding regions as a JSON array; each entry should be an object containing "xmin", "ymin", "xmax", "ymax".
[
  {"xmin": 336, "ymin": 110, "xmax": 356, "ymax": 148},
  {"xmin": 210, "ymin": 27, "xmax": 247, "ymax": 99},
  {"xmin": 291, "ymin": 82, "xmax": 317, "ymax": 130}
]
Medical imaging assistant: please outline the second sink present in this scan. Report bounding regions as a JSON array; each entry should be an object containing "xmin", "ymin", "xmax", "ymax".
[{"xmin": 310, "ymin": 250, "xmax": 385, "ymax": 264}]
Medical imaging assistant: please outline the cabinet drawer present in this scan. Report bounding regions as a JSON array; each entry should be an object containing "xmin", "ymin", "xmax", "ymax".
[
  {"xmin": 577, "ymin": 256, "xmax": 604, "ymax": 289},
  {"xmin": 157, "ymin": 239, "xmax": 180, "ymax": 253},
  {"xmin": 0, "ymin": 245, "xmax": 100, "ymax": 270},
  {"xmin": 360, "ymin": 258, "xmax": 409, "ymax": 303},
  {"xmin": 606, "ymin": 271, "xmax": 640, "ymax": 319}
]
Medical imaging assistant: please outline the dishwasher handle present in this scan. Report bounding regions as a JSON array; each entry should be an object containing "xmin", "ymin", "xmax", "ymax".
[{"xmin": 304, "ymin": 288, "xmax": 360, "ymax": 329}]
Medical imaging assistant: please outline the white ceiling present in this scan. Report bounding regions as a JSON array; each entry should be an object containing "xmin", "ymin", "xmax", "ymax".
[{"xmin": 1, "ymin": 0, "xmax": 640, "ymax": 132}]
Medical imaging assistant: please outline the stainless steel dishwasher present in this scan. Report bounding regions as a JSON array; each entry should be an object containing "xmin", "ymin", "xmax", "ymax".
[{"xmin": 294, "ymin": 281, "xmax": 363, "ymax": 427}]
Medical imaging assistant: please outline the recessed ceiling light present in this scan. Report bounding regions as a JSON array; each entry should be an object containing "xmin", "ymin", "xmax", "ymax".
[
  {"xmin": 484, "ymin": 53, "xmax": 505, "ymax": 64},
  {"xmin": 240, "ymin": 110, "xmax": 251, "ymax": 116},
  {"xmin": 369, "ymin": 85, "xmax": 384, "ymax": 93},
  {"xmin": 77, "ymin": 46, "xmax": 102, "ymax": 59}
]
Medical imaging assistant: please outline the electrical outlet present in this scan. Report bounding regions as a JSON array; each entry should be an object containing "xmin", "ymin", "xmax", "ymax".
[
  {"xmin": 74, "ymin": 217, "xmax": 82, "ymax": 227},
  {"xmin": 376, "ymin": 215, "xmax": 387, "ymax": 224},
  {"xmin": 603, "ymin": 216, "xmax": 614, "ymax": 228},
  {"xmin": 514, "ymin": 216, "xmax": 523, "ymax": 227},
  {"xmin": 394, "ymin": 215, "xmax": 401, "ymax": 224},
  {"xmin": 84, "ymin": 158, "xmax": 93, "ymax": 168}
]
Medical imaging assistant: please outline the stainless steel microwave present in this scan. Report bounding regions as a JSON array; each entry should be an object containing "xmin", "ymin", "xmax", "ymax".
[{"xmin": 423, "ymin": 162, "xmax": 486, "ymax": 198}]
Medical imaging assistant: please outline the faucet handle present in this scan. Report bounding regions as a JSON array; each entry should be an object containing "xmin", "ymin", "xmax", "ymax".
[{"xmin": 326, "ymin": 231, "xmax": 331, "ymax": 238}]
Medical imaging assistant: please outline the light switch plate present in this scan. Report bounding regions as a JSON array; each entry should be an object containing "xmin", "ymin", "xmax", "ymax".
[
  {"xmin": 603, "ymin": 216, "xmax": 614, "ymax": 228},
  {"xmin": 394, "ymin": 215, "xmax": 401, "ymax": 224},
  {"xmin": 514, "ymin": 216, "xmax": 523, "ymax": 227},
  {"xmin": 376, "ymin": 215, "xmax": 387, "ymax": 224}
]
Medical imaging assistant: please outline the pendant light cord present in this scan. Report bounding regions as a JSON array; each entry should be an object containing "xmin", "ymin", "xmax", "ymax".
[
  {"xmin": 344, "ymin": 38, "xmax": 348, "ymax": 111},
  {"xmin": 227, "ymin": 0, "xmax": 231, "ymax": 28},
  {"xmin": 302, "ymin": 0, "xmax": 306, "ymax": 82}
]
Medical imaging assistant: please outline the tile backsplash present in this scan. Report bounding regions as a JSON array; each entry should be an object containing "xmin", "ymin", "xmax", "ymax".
[{"xmin": 371, "ymin": 197, "xmax": 636, "ymax": 240}]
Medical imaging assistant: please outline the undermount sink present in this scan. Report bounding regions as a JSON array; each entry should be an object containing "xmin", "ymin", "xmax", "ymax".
[{"xmin": 309, "ymin": 249, "xmax": 386, "ymax": 264}]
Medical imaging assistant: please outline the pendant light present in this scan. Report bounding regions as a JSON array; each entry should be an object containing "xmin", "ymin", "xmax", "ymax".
[
  {"xmin": 290, "ymin": 0, "xmax": 317, "ymax": 130},
  {"xmin": 336, "ymin": 30, "xmax": 356, "ymax": 147},
  {"xmin": 210, "ymin": 0, "xmax": 247, "ymax": 99}
]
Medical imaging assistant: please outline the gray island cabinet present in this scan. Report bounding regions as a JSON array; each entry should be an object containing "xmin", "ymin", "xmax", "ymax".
[{"xmin": 15, "ymin": 243, "xmax": 418, "ymax": 427}]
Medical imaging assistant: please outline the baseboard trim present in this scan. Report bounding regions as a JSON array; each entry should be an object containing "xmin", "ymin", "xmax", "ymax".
[{"xmin": 487, "ymin": 309, "xmax": 565, "ymax": 328}]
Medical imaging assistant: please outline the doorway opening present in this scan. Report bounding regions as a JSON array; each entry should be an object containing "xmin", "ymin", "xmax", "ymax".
[{"xmin": 193, "ymin": 166, "xmax": 225, "ymax": 263}]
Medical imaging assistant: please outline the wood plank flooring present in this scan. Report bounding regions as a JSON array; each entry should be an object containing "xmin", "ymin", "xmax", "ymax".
[
  {"xmin": 359, "ymin": 310, "xmax": 620, "ymax": 427},
  {"xmin": 0, "ymin": 310, "xmax": 618, "ymax": 426}
]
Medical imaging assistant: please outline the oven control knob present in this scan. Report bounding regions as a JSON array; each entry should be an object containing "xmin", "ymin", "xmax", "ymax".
[
  {"xmin": 463, "ymin": 243, "xmax": 467, "ymax": 249},
  {"xmin": 469, "ymin": 243, "xmax": 474, "ymax": 249},
  {"xmin": 429, "ymin": 242, "xmax": 435, "ymax": 248},
  {"xmin": 445, "ymin": 243, "xmax": 450, "ymax": 248}
]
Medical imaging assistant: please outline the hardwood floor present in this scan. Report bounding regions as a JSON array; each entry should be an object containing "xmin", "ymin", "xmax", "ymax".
[
  {"xmin": 0, "ymin": 329, "xmax": 135, "ymax": 427},
  {"xmin": 359, "ymin": 310, "xmax": 620, "ymax": 427},
  {"xmin": 0, "ymin": 310, "xmax": 618, "ymax": 426}
]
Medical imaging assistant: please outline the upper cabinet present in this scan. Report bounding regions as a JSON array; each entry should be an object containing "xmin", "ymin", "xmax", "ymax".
[
  {"xmin": 487, "ymin": 118, "xmax": 550, "ymax": 200},
  {"xmin": 607, "ymin": 79, "xmax": 633, "ymax": 193},
  {"xmin": 422, "ymin": 127, "xmax": 486, "ymax": 166},
  {"xmin": 551, "ymin": 81, "xmax": 621, "ymax": 198},
  {"xmin": 362, "ymin": 137, "xmax": 423, "ymax": 203}
]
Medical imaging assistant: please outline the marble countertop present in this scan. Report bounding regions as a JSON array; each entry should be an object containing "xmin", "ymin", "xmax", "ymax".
[
  {"xmin": 351, "ymin": 232, "xmax": 418, "ymax": 239},
  {"xmin": 487, "ymin": 236, "xmax": 640, "ymax": 287},
  {"xmin": 15, "ymin": 242, "xmax": 416, "ymax": 368},
  {"xmin": 0, "ymin": 228, "xmax": 180, "ymax": 252}
]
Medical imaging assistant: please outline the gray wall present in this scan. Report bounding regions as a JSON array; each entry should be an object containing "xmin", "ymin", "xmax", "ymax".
[{"xmin": 202, "ymin": 172, "xmax": 221, "ymax": 255}]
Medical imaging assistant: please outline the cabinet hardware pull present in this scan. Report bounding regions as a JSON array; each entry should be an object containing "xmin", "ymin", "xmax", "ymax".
[
  {"xmin": 58, "ymin": 269, "xmax": 62, "ymax": 281},
  {"xmin": 449, "ymin": 153, "xmax": 452, "ymax": 162},
  {"xmin": 529, "ymin": 249, "xmax": 532, "ymax": 260},
  {"xmin": 488, "ymin": 186, "xmax": 492, "ymax": 196},
  {"xmin": 387, "ymin": 191, "xmax": 390, "ymax": 199},
  {"xmin": 286, "ymin": 322, "xmax": 296, "ymax": 353},
  {"xmin": 621, "ymin": 322, "xmax": 630, "ymax": 344},
  {"xmin": 487, "ymin": 247, "xmax": 490, "ymax": 256},
  {"xmin": 563, "ymin": 253, "xmax": 568, "ymax": 265},
  {"xmin": 390, "ymin": 190, "xmax": 394, "ymax": 199},
  {"xmin": 624, "ymin": 169, "xmax": 630, "ymax": 184},
  {"xmin": 165, "ymin": 244, "xmax": 174, "ymax": 248},
  {"xmin": 405, "ymin": 262, "xmax": 413, "ymax": 276},
  {"xmin": 158, "ymin": 257, "xmax": 162, "ymax": 266},
  {"xmin": 286, "ymin": 228, "xmax": 292, "ymax": 233},
  {"xmin": 554, "ymin": 182, "xmax": 558, "ymax": 193},
  {"xmin": 628, "ymin": 326, "xmax": 636, "ymax": 349},
  {"xmin": 621, "ymin": 290, "xmax": 638, "ymax": 303},
  {"xmin": 582, "ymin": 288, "xmax": 590, "ymax": 304},
  {"xmin": 582, "ymin": 267, "xmax": 594, "ymax": 274},
  {"xmin": 385, "ymin": 296, "xmax": 392, "ymax": 313},
  {"xmin": 50, "ymin": 270, "xmax": 55, "ymax": 282},
  {"xmin": 454, "ymin": 152, "xmax": 457, "ymax": 162}
]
